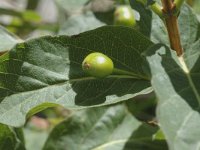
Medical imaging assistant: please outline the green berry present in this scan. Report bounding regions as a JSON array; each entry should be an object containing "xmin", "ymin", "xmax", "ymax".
[
  {"xmin": 82, "ymin": 52, "xmax": 114, "ymax": 78},
  {"xmin": 114, "ymin": 5, "xmax": 136, "ymax": 27}
]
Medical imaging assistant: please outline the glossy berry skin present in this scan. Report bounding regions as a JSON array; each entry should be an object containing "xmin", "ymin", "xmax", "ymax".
[
  {"xmin": 114, "ymin": 5, "xmax": 136, "ymax": 27},
  {"xmin": 82, "ymin": 52, "xmax": 114, "ymax": 78}
]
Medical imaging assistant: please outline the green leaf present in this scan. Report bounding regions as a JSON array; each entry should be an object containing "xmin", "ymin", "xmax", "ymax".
[
  {"xmin": 178, "ymin": 5, "xmax": 200, "ymax": 49},
  {"xmin": 0, "ymin": 8, "xmax": 22, "ymax": 17},
  {"xmin": 153, "ymin": 129, "xmax": 165, "ymax": 140},
  {"xmin": 0, "ymin": 26, "xmax": 22, "ymax": 53},
  {"xmin": 0, "ymin": 124, "xmax": 25, "ymax": 150},
  {"xmin": 93, "ymin": 10, "xmax": 114, "ymax": 25},
  {"xmin": 43, "ymin": 104, "xmax": 167, "ymax": 150},
  {"xmin": 151, "ymin": 4, "xmax": 200, "ymax": 50},
  {"xmin": 145, "ymin": 44, "xmax": 200, "ymax": 150},
  {"xmin": 58, "ymin": 12, "xmax": 105, "ymax": 35},
  {"xmin": 0, "ymin": 26, "xmax": 153, "ymax": 127},
  {"xmin": 22, "ymin": 10, "xmax": 41, "ymax": 23},
  {"xmin": 126, "ymin": 93, "xmax": 156, "ymax": 121},
  {"xmin": 130, "ymin": 0, "xmax": 152, "ymax": 37},
  {"xmin": 115, "ymin": 0, "xmax": 130, "ymax": 5},
  {"xmin": 192, "ymin": 0, "xmax": 200, "ymax": 21},
  {"xmin": 14, "ymin": 128, "xmax": 25, "ymax": 145}
]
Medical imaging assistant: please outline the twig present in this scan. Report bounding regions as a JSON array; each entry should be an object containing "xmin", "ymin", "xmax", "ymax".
[{"xmin": 161, "ymin": 0, "xmax": 183, "ymax": 56}]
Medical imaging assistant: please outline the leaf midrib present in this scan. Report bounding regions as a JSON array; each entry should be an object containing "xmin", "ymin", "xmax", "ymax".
[
  {"xmin": 179, "ymin": 56, "xmax": 200, "ymax": 105},
  {"xmin": 0, "ymin": 75, "xmax": 149, "ymax": 124},
  {"xmin": 1, "ymin": 74, "xmax": 148, "ymax": 97}
]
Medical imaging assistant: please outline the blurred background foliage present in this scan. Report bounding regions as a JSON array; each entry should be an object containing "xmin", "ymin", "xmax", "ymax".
[
  {"xmin": 0, "ymin": 0, "xmax": 199, "ymax": 149},
  {"xmin": 0, "ymin": 0, "xmax": 199, "ymax": 39}
]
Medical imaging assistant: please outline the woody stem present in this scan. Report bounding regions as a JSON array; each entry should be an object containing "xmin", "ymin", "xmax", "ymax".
[{"xmin": 161, "ymin": 0, "xmax": 183, "ymax": 56}]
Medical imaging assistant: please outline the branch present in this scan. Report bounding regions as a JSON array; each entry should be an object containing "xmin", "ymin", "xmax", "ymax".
[{"xmin": 161, "ymin": 0, "xmax": 183, "ymax": 56}]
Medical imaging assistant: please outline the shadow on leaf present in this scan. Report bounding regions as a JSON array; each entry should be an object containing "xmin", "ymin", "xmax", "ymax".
[
  {"xmin": 68, "ymin": 54, "xmax": 150, "ymax": 106},
  {"xmin": 123, "ymin": 123, "xmax": 168, "ymax": 150},
  {"xmin": 145, "ymin": 44, "xmax": 200, "ymax": 110}
]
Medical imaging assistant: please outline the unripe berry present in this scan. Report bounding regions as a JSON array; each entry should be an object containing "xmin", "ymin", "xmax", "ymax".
[
  {"xmin": 114, "ymin": 5, "xmax": 136, "ymax": 27},
  {"xmin": 82, "ymin": 52, "xmax": 114, "ymax": 78}
]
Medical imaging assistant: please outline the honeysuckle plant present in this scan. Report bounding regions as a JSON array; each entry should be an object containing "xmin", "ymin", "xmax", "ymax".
[{"xmin": 0, "ymin": 0, "xmax": 200, "ymax": 149}]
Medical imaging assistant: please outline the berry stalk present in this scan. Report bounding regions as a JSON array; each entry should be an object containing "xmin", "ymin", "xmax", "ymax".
[{"xmin": 113, "ymin": 68, "xmax": 149, "ymax": 80}]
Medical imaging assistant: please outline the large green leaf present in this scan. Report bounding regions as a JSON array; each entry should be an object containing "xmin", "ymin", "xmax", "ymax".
[
  {"xmin": 43, "ymin": 104, "xmax": 167, "ymax": 150},
  {"xmin": 0, "ymin": 26, "xmax": 22, "ymax": 53},
  {"xmin": 0, "ymin": 124, "xmax": 25, "ymax": 150},
  {"xmin": 145, "ymin": 42, "xmax": 200, "ymax": 150},
  {"xmin": 0, "ymin": 26, "xmax": 153, "ymax": 127}
]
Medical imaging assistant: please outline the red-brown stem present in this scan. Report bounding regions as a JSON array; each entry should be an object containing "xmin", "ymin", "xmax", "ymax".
[{"xmin": 161, "ymin": 0, "xmax": 183, "ymax": 56}]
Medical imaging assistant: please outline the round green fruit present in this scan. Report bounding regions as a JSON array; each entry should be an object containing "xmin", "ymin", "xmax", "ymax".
[
  {"xmin": 82, "ymin": 52, "xmax": 114, "ymax": 78},
  {"xmin": 114, "ymin": 5, "xmax": 136, "ymax": 27}
]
